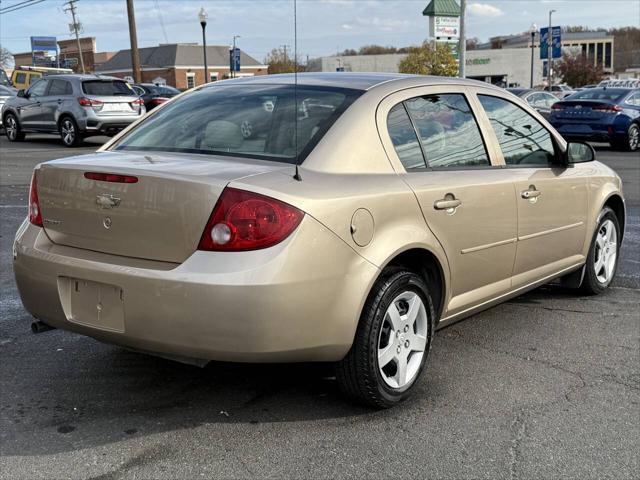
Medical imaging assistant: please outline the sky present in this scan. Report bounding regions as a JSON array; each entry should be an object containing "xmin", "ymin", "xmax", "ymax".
[{"xmin": 1, "ymin": 0, "xmax": 638, "ymax": 62}]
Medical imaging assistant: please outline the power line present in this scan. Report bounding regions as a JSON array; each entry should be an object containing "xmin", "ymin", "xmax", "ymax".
[
  {"xmin": 0, "ymin": 0, "xmax": 45, "ymax": 14},
  {"xmin": 153, "ymin": 0, "xmax": 168, "ymax": 45}
]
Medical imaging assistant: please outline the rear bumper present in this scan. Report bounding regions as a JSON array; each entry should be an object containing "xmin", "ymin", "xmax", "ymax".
[
  {"xmin": 13, "ymin": 216, "xmax": 378, "ymax": 363},
  {"xmin": 77, "ymin": 111, "xmax": 144, "ymax": 136}
]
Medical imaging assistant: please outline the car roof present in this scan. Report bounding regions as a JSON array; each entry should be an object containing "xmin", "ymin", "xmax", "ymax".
[
  {"xmin": 200, "ymin": 72, "xmax": 503, "ymax": 92},
  {"xmin": 40, "ymin": 74, "xmax": 125, "ymax": 82}
]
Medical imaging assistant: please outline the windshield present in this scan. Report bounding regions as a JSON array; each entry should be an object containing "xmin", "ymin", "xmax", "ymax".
[
  {"xmin": 148, "ymin": 85, "xmax": 180, "ymax": 96},
  {"xmin": 82, "ymin": 80, "xmax": 136, "ymax": 96},
  {"xmin": 113, "ymin": 84, "xmax": 362, "ymax": 164},
  {"xmin": 567, "ymin": 88, "xmax": 628, "ymax": 102}
]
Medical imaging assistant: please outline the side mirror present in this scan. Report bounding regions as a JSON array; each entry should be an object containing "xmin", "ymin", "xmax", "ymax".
[
  {"xmin": 566, "ymin": 141, "xmax": 595, "ymax": 163},
  {"xmin": 17, "ymin": 89, "xmax": 26, "ymax": 98}
]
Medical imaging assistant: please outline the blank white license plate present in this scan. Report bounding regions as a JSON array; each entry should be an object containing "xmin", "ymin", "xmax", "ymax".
[
  {"xmin": 58, "ymin": 277, "xmax": 125, "ymax": 333},
  {"xmin": 101, "ymin": 102, "xmax": 132, "ymax": 112}
]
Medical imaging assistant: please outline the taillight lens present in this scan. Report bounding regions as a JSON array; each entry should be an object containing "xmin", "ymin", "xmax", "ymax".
[
  {"xmin": 198, "ymin": 188, "xmax": 304, "ymax": 251},
  {"xmin": 84, "ymin": 172, "xmax": 138, "ymax": 183},
  {"xmin": 551, "ymin": 103, "xmax": 565, "ymax": 110},
  {"xmin": 151, "ymin": 97, "xmax": 168, "ymax": 105},
  {"xmin": 131, "ymin": 98, "xmax": 144, "ymax": 106},
  {"xmin": 594, "ymin": 104, "xmax": 622, "ymax": 113},
  {"xmin": 28, "ymin": 171, "xmax": 43, "ymax": 227},
  {"xmin": 78, "ymin": 97, "xmax": 103, "ymax": 107}
]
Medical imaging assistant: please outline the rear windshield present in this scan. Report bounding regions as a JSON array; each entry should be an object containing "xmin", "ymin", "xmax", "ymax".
[
  {"xmin": 148, "ymin": 85, "xmax": 180, "ymax": 95},
  {"xmin": 82, "ymin": 80, "xmax": 135, "ymax": 96},
  {"xmin": 566, "ymin": 88, "xmax": 629, "ymax": 102},
  {"xmin": 113, "ymin": 84, "xmax": 362, "ymax": 164}
]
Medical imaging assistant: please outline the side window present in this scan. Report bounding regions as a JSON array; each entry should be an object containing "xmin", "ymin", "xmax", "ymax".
[
  {"xmin": 48, "ymin": 80, "xmax": 71, "ymax": 96},
  {"xmin": 28, "ymin": 74, "xmax": 40, "ymax": 85},
  {"xmin": 28, "ymin": 79, "xmax": 48, "ymax": 97},
  {"xmin": 387, "ymin": 104, "xmax": 426, "ymax": 170},
  {"xmin": 15, "ymin": 72, "xmax": 27, "ymax": 85},
  {"xmin": 527, "ymin": 93, "xmax": 543, "ymax": 107},
  {"xmin": 626, "ymin": 92, "xmax": 640, "ymax": 107},
  {"xmin": 404, "ymin": 93, "xmax": 489, "ymax": 168},
  {"xmin": 478, "ymin": 95, "xmax": 556, "ymax": 166},
  {"xmin": 542, "ymin": 93, "xmax": 558, "ymax": 108}
]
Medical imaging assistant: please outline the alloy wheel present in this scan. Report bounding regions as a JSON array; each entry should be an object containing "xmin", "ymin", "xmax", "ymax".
[
  {"xmin": 6, "ymin": 116, "xmax": 17, "ymax": 140},
  {"xmin": 594, "ymin": 219, "xmax": 617, "ymax": 284},
  {"xmin": 377, "ymin": 291, "xmax": 428, "ymax": 389},
  {"xmin": 629, "ymin": 125, "xmax": 639, "ymax": 151},
  {"xmin": 61, "ymin": 119, "xmax": 75, "ymax": 146},
  {"xmin": 240, "ymin": 120, "xmax": 253, "ymax": 139}
]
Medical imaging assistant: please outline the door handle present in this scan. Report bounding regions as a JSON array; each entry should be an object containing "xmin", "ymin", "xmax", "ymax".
[
  {"xmin": 434, "ymin": 195, "xmax": 462, "ymax": 212},
  {"xmin": 521, "ymin": 185, "xmax": 541, "ymax": 200},
  {"xmin": 57, "ymin": 99, "xmax": 63, "ymax": 104}
]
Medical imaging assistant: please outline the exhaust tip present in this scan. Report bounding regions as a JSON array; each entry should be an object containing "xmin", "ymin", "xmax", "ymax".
[{"xmin": 31, "ymin": 321, "xmax": 55, "ymax": 334}]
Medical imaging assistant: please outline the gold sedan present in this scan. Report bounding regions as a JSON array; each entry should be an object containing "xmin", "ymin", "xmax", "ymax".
[{"xmin": 13, "ymin": 74, "xmax": 625, "ymax": 408}]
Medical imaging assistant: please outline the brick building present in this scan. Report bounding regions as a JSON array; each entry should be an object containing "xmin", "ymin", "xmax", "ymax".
[
  {"xmin": 12, "ymin": 37, "xmax": 113, "ymax": 73},
  {"xmin": 96, "ymin": 43, "xmax": 268, "ymax": 89}
]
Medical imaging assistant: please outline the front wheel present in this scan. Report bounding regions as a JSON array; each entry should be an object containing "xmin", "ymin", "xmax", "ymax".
[
  {"xmin": 612, "ymin": 124, "xmax": 639, "ymax": 152},
  {"xmin": 59, "ymin": 116, "xmax": 82, "ymax": 147},
  {"xmin": 580, "ymin": 207, "xmax": 620, "ymax": 295},
  {"xmin": 336, "ymin": 269, "xmax": 435, "ymax": 408},
  {"xmin": 4, "ymin": 113, "xmax": 25, "ymax": 142}
]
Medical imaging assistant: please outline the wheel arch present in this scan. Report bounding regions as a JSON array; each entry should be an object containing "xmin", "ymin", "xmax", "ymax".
[{"xmin": 603, "ymin": 193, "xmax": 626, "ymax": 240}]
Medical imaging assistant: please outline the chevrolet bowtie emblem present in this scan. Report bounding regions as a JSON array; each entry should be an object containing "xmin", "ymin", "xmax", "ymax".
[{"xmin": 96, "ymin": 194, "xmax": 121, "ymax": 209}]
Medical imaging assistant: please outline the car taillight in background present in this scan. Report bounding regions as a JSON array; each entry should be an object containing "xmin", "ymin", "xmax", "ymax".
[
  {"xmin": 28, "ymin": 171, "xmax": 43, "ymax": 227},
  {"xmin": 198, "ymin": 188, "xmax": 304, "ymax": 251},
  {"xmin": 593, "ymin": 104, "xmax": 622, "ymax": 113},
  {"xmin": 131, "ymin": 98, "xmax": 144, "ymax": 106},
  {"xmin": 150, "ymin": 97, "xmax": 169, "ymax": 106},
  {"xmin": 551, "ymin": 103, "xmax": 565, "ymax": 111},
  {"xmin": 78, "ymin": 97, "xmax": 103, "ymax": 107}
]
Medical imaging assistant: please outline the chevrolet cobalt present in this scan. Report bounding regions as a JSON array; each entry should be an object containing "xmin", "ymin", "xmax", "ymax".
[{"xmin": 14, "ymin": 74, "xmax": 625, "ymax": 407}]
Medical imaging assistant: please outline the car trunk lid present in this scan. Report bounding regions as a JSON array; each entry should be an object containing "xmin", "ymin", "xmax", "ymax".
[
  {"xmin": 37, "ymin": 151, "xmax": 287, "ymax": 263},
  {"xmin": 552, "ymin": 99, "xmax": 618, "ymax": 120}
]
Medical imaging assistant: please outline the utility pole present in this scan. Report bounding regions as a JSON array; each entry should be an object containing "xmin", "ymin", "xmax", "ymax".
[
  {"xmin": 281, "ymin": 44, "xmax": 289, "ymax": 67},
  {"xmin": 63, "ymin": 0, "xmax": 85, "ymax": 73},
  {"xmin": 548, "ymin": 9, "xmax": 556, "ymax": 92},
  {"xmin": 126, "ymin": 0, "xmax": 141, "ymax": 83},
  {"xmin": 457, "ymin": 0, "xmax": 466, "ymax": 78}
]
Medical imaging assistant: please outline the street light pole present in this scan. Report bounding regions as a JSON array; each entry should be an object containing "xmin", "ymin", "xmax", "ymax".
[
  {"xmin": 199, "ymin": 7, "xmax": 208, "ymax": 84},
  {"xmin": 530, "ymin": 23, "xmax": 537, "ymax": 88},
  {"xmin": 458, "ymin": 0, "xmax": 466, "ymax": 78},
  {"xmin": 232, "ymin": 35, "xmax": 241, "ymax": 78},
  {"xmin": 548, "ymin": 9, "xmax": 556, "ymax": 92}
]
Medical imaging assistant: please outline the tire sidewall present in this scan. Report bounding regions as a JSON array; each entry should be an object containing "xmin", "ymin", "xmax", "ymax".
[
  {"xmin": 584, "ymin": 207, "xmax": 620, "ymax": 293},
  {"xmin": 366, "ymin": 271, "xmax": 435, "ymax": 404},
  {"xmin": 628, "ymin": 124, "xmax": 639, "ymax": 152},
  {"xmin": 5, "ymin": 114, "xmax": 19, "ymax": 141},
  {"xmin": 59, "ymin": 116, "xmax": 79, "ymax": 147}
]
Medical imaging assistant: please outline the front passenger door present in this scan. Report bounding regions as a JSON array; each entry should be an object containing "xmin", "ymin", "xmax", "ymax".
[
  {"xmin": 477, "ymin": 94, "xmax": 588, "ymax": 287},
  {"xmin": 19, "ymin": 79, "xmax": 48, "ymax": 129}
]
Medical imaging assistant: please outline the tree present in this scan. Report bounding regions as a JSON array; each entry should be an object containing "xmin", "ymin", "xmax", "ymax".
[
  {"xmin": 358, "ymin": 44, "xmax": 397, "ymax": 55},
  {"xmin": 264, "ymin": 47, "xmax": 306, "ymax": 74},
  {"xmin": 338, "ymin": 48, "xmax": 357, "ymax": 56},
  {"xmin": 466, "ymin": 37, "xmax": 480, "ymax": 51},
  {"xmin": 0, "ymin": 47, "xmax": 13, "ymax": 69},
  {"xmin": 398, "ymin": 42, "xmax": 458, "ymax": 77},
  {"xmin": 556, "ymin": 52, "xmax": 604, "ymax": 87}
]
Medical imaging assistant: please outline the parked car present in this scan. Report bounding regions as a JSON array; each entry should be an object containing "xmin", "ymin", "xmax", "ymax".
[
  {"xmin": 0, "ymin": 84, "xmax": 17, "ymax": 129},
  {"xmin": 10, "ymin": 66, "xmax": 74, "ymax": 90},
  {"xmin": 2, "ymin": 74, "xmax": 145, "ymax": 147},
  {"xmin": 549, "ymin": 84, "xmax": 576, "ymax": 99},
  {"xmin": 0, "ymin": 67, "xmax": 12, "ymax": 87},
  {"xmin": 507, "ymin": 88, "xmax": 557, "ymax": 119},
  {"xmin": 132, "ymin": 83, "xmax": 181, "ymax": 111},
  {"xmin": 14, "ymin": 74, "xmax": 625, "ymax": 408},
  {"xmin": 549, "ymin": 87, "xmax": 640, "ymax": 151}
]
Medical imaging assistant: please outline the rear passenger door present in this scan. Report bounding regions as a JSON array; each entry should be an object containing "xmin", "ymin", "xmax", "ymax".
[
  {"xmin": 41, "ymin": 79, "xmax": 73, "ymax": 131},
  {"xmin": 379, "ymin": 87, "xmax": 518, "ymax": 318},
  {"xmin": 475, "ymin": 93, "xmax": 588, "ymax": 287}
]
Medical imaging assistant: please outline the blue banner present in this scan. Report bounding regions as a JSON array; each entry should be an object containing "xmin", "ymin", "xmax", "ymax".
[
  {"xmin": 30, "ymin": 36, "xmax": 57, "ymax": 52},
  {"xmin": 229, "ymin": 47, "xmax": 241, "ymax": 72},
  {"xmin": 540, "ymin": 27, "xmax": 562, "ymax": 59}
]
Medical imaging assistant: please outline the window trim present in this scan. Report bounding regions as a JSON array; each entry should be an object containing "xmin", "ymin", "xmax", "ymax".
[{"xmin": 473, "ymin": 92, "xmax": 566, "ymax": 169}]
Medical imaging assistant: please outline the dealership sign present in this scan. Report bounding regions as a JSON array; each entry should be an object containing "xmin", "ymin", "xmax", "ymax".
[{"xmin": 429, "ymin": 15, "xmax": 460, "ymax": 39}]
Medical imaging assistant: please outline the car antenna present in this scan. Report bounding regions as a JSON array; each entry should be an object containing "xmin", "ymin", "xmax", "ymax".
[{"xmin": 292, "ymin": 0, "xmax": 302, "ymax": 181}]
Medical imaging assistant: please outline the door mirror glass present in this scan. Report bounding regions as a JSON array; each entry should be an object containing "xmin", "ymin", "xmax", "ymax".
[
  {"xmin": 567, "ymin": 142, "xmax": 595, "ymax": 163},
  {"xmin": 17, "ymin": 89, "xmax": 26, "ymax": 98}
]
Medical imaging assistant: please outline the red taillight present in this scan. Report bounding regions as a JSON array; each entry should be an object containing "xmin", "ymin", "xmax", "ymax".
[
  {"xmin": 131, "ymin": 98, "xmax": 144, "ymax": 106},
  {"xmin": 28, "ymin": 171, "xmax": 43, "ymax": 227},
  {"xmin": 551, "ymin": 103, "xmax": 565, "ymax": 110},
  {"xmin": 78, "ymin": 97, "xmax": 103, "ymax": 107},
  {"xmin": 84, "ymin": 172, "xmax": 138, "ymax": 183},
  {"xmin": 151, "ymin": 97, "xmax": 169, "ymax": 105},
  {"xmin": 198, "ymin": 188, "xmax": 304, "ymax": 251},
  {"xmin": 593, "ymin": 104, "xmax": 622, "ymax": 113}
]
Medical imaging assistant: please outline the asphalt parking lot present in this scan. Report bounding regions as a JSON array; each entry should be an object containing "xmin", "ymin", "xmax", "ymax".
[{"xmin": 0, "ymin": 134, "xmax": 638, "ymax": 479}]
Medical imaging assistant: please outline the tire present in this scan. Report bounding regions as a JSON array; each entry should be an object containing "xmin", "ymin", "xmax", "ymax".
[
  {"xmin": 59, "ymin": 116, "xmax": 82, "ymax": 147},
  {"xmin": 4, "ymin": 113, "xmax": 25, "ymax": 142},
  {"xmin": 240, "ymin": 119, "xmax": 255, "ymax": 139},
  {"xmin": 335, "ymin": 269, "xmax": 435, "ymax": 408},
  {"xmin": 612, "ymin": 124, "xmax": 639, "ymax": 152},
  {"xmin": 580, "ymin": 206, "xmax": 620, "ymax": 295}
]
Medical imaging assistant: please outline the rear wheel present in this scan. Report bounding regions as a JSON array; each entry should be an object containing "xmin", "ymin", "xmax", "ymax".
[
  {"xmin": 580, "ymin": 207, "xmax": 620, "ymax": 295},
  {"xmin": 612, "ymin": 124, "xmax": 639, "ymax": 152},
  {"xmin": 336, "ymin": 269, "xmax": 435, "ymax": 408},
  {"xmin": 4, "ymin": 113, "xmax": 25, "ymax": 142},
  {"xmin": 59, "ymin": 116, "xmax": 82, "ymax": 147}
]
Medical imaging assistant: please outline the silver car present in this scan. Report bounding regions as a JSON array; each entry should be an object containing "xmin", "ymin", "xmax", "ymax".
[{"xmin": 1, "ymin": 74, "xmax": 145, "ymax": 147}]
